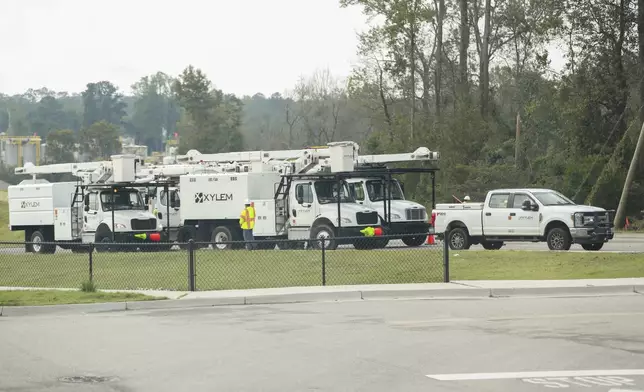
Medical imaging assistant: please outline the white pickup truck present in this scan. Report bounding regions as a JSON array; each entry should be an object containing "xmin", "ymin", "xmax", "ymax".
[{"xmin": 433, "ymin": 188, "xmax": 615, "ymax": 251}]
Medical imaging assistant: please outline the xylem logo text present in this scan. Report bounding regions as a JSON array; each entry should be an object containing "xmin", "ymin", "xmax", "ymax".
[
  {"xmin": 21, "ymin": 201, "xmax": 40, "ymax": 208},
  {"xmin": 194, "ymin": 193, "xmax": 233, "ymax": 203}
]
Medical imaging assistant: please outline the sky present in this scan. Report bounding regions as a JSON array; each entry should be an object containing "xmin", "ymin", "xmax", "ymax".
[
  {"xmin": 0, "ymin": 0, "xmax": 565, "ymax": 98},
  {"xmin": 0, "ymin": 0, "xmax": 368, "ymax": 97}
]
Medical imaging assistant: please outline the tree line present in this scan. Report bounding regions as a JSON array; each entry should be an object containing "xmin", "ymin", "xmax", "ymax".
[{"xmin": 1, "ymin": 0, "xmax": 643, "ymax": 226}]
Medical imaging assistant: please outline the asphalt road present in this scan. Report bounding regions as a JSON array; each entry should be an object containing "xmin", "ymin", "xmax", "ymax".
[
  {"xmin": 0, "ymin": 233, "xmax": 642, "ymax": 255},
  {"xmin": 2, "ymin": 295, "xmax": 644, "ymax": 391}
]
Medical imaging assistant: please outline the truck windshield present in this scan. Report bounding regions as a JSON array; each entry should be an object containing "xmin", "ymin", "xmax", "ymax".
[
  {"xmin": 314, "ymin": 181, "xmax": 355, "ymax": 204},
  {"xmin": 532, "ymin": 191, "xmax": 575, "ymax": 206},
  {"xmin": 100, "ymin": 190, "xmax": 145, "ymax": 211},
  {"xmin": 366, "ymin": 180, "xmax": 405, "ymax": 202}
]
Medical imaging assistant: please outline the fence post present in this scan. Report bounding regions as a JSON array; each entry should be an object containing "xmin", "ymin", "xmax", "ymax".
[
  {"xmin": 88, "ymin": 243, "xmax": 94, "ymax": 282},
  {"xmin": 443, "ymin": 230, "xmax": 450, "ymax": 283},
  {"xmin": 188, "ymin": 239, "xmax": 196, "ymax": 291},
  {"xmin": 321, "ymin": 239, "xmax": 326, "ymax": 286}
]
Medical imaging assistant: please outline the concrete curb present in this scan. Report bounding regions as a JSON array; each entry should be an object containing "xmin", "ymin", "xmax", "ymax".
[
  {"xmin": 489, "ymin": 285, "xmax": 639, "ymax": 298},
  {"xmin": 1, "ymin": 284, "xmax": 643, "ymax": 317}
]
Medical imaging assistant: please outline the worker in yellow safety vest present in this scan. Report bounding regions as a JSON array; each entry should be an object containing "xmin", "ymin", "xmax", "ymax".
[{"xmin": 239, "ymin": 199, "xmax": 256, "ymax": 250}]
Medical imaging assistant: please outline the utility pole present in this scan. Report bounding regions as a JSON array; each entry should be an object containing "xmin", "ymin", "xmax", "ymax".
[
  {"xmin": 515, "ymin": 112, "xmax": 521, "ymax": 168},
  {"xmin": 614, "ymin": 121, "xmax": 644, "ymax": 227}
]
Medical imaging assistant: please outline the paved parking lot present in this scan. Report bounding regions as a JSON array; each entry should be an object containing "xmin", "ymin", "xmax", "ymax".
[{"xmin": 1, "ymin": 294, "xmax": 643, "ymax": 391}]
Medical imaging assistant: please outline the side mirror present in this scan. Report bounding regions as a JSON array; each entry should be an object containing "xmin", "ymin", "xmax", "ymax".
[
  {"xmin": 531, "ymin": 203, "xmax": 539, "ymax": 211},
  {"xmin": 521, "ymin": 200, "xmax": 532, "ymax": 211},
  {"xmin": 296, "ymin": 196, "xmax": 303, "ymax": 204},
  {"xmin": 84, "ymin": 205, "xmax": 90, "ymax": 212}
]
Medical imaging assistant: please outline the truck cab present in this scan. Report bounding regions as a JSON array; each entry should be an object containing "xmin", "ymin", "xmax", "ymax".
[
  {"xmin": 433, "ymin": 188, "xmax": 615, "ymax": 251},
  {"xmin": 83, "ymin": 187, "xmax": 163, "ymax": 246},
  {"xmin": 287, "ymin": 178, "xmax": 382, "ymax": 249},
  {"xmin": 346, "ymin": 177, "xmax": 429, "ymax": 246}
]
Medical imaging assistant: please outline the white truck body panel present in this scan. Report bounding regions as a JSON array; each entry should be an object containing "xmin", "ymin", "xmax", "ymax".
[
  {"xmin": 179, "ymin": 172, "xmax": 280, "ymax": 223},
  {"xmin": 8, "ymin": 181, "xmax": 77, "ymax": 228}
]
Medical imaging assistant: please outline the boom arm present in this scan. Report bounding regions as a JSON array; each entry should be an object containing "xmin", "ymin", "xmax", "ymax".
[{"xmin": 15, "ymin": 161, "xmax": 113, "ymax": 184}]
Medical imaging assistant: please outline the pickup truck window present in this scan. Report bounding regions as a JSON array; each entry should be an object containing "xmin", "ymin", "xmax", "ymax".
[
  {"xmin": 488, "ymin": 193, "xmax": 510, "ymax": 208},
  {"xmin": 532, "ymin": 191, "xmax": 575, "ymax": 206},
  {"xmin": 512, "ymin": 193, "xmax": 534, "ymax": 208}
]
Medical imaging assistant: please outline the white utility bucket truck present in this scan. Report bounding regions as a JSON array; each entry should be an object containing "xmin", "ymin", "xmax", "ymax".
[
  {"xmin": 164, "ymin": 141, "xmax": 383, "ymax": 250},
  {"xmin": 8, "ymin": 155, "xmax": 165, "ymax": 253},
  {"xmin": 135, "ymin": 162, "xmax": 222, "ymax": 247},
  {"xmin": 177, "ymin": 144, "xmax": 440, "ymax": 247}
]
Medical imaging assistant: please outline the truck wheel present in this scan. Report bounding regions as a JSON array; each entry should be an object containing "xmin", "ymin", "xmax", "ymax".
[
  {"xmin": 311, "ymin": 224, "xmax": 338, "ymax": 250},
  {"xmin": 581, "ymin": 243, "xmax": 604, "ymax": 251},
  {"xmin": 448, "ymin": 228, "xmax": 470, "ymax": 250},
  {"xmin": 29, "ymin": 230, "xmax": 56, "ymax": 254},
  {"xmin": 546, "ymin": 227, "xmax": 572, "ymax": 251},
  {"xmin": 401, "ymin": 235, "xmax": 426, "ymax": 247},
  {"xmin": 95, "ymin": 235, "xmax": 114, "ymax": 252},
  {"xmin": 481, "ymin": 241, "xmax": 504, "ymax": 250},
  {"xmin": 211, "ymin": 226, "xmax": 234, "ymax": 250}
]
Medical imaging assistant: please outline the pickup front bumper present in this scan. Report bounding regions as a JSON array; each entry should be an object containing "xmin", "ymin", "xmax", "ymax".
[
  {"xmin": 382, "ymin": 222, "xmax": 432, "ymax": 237},
  {"xmin": 570, "ymin": 226, "xmax": 614, "ymax": 244},
  {"xmin": 570, "ymin": 210, "xmax": 615, "ymax": 244}
]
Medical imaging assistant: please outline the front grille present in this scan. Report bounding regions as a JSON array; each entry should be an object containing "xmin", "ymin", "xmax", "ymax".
[
  {"xmin": 580, "ymin": 212, "xmax": 612, "ymax": 227},
  {"xmin": 356, "ymin": 211, "xmax": 379, "ymax": 225},
  {"xmin": 131, "ymin": 218, "xmax": 157, "ymax": 230},
  {"xmin": 405, "ymin": 208, "xmax": 427, "ymax": 221}
]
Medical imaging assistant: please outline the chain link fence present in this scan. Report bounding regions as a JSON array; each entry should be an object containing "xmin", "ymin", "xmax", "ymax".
[{"xmin": 0, "ymin": 233, "xmax": 447, "ymax": 291}]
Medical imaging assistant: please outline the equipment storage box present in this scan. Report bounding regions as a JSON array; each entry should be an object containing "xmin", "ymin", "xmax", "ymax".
[
  {"xmin": 111, "ymin": 154, "xmax": 136, "ymax": 182},
  {"xmin": 8, "ymin": 180, "xmax": 77, "ymax": 228},
  {"xmin": 180, "ymin": 172, "xmax": 281, "ymax": 221}
]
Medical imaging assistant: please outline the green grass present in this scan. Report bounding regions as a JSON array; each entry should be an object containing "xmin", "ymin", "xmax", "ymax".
[
  {"xmin": 450, "ymin": 251, "xmax": 644, "ymax": 280},
  {"xmin": 0, "ymin": 248, "xmax": 642, "ymax": 291},
  {"xmin": 0, "ymin": 290, "xmax": 162, "ymax": 306}
]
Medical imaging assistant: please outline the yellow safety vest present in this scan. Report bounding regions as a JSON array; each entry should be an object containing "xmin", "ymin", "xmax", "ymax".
[{"xmin": 239, "ymin": 206, "xmax": 255, "ymax": 230}]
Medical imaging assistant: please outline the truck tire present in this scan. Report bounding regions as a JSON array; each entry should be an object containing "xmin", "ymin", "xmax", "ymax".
[
  {"xmin": 211, "ymin": 226, "xmax": 234, "ymax": 250},
  {"xmin": 448, "ymin": 228, "xmax": 470, "ymax": 250},
  {"xmin": 29, "ymin": 230, "xmax": 56, "ymax": 254},
  {"xmin": 481, "ymin": 241, "xmax": 504, "ymax": 250},
  {"xmin": 581, "ymin": 243, "xmax": 604, "ymax": 251},
  {"xmin": 546, "ymin": 227, "xmax": 572, "ymax": 251},
  {"xmin": 401, "ymin": 235, "xmax": 426, "ymax": 247},
  {"xmin": 95, "ymin": 234, "xmax": 114, "ymax": 252},
  {"xmin": 310, "ymin": 224, "xmax": 338, "ymax": 250}
]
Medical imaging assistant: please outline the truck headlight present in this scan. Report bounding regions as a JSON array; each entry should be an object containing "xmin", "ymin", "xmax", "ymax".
[
  {"xmin": 337, "ymin": 217, "xmax": 352, "ymax": 224},
  {"xmin": 115, "ymin": 223, "xmax": 126, "ymax": 230},
  {"xmin": 572, "ymin": 212, "xmax": 594, "ymax": 227}
]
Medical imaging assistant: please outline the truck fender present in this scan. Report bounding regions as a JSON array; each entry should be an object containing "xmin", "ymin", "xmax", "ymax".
[{"xmin": 542, "ymin": 219, "xmax": 570, "ymax": 237}]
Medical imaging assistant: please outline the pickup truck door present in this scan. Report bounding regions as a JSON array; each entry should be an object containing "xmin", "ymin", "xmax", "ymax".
[
  {"xmin": 509, "ymin": 193, "xmax": 540, "ymax": 236},
  {"xmin": 482, "ymin": 192, "xmax": 511, "ymax": 236}
]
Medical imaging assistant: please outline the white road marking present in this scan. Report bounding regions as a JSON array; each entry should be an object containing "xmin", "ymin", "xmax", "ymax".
[
  {"xmin": 426, "ymin": 369, "xmax": 644, "ymax": 381},
  {"xmin": 608, "ymin": 389, "xmax": 644, "ymax": 392}
]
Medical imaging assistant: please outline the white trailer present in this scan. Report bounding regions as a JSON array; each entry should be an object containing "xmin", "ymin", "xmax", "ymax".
[{"xmin": 8, "ymin": 155, "xmax": 165, "ymax": 253}]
